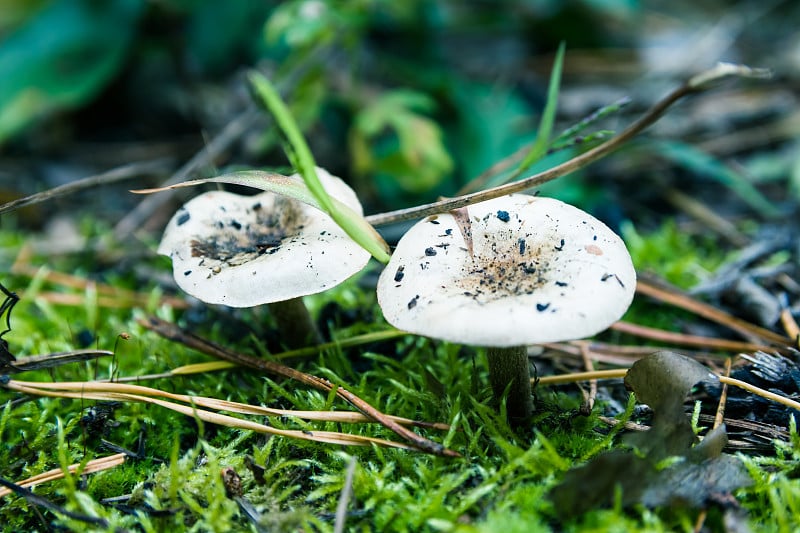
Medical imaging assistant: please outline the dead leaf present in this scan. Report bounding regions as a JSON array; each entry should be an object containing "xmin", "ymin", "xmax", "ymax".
[
  {"xmin": 640, "ymin": 454, "xmax": 752, "ymax": 508},
  {"xmin": 550, "ymin": 351, "xmax": 751, "ymax": 517},
  {"xmin": 624, "ymin": 350, "xmax": 718, "ymax": 460}
]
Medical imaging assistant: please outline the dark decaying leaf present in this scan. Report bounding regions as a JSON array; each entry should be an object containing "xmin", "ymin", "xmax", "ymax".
[
  {"xmin": 624, "ymin": 350, "xmax": 718, "ymax": 460},
  {"xmin": 640, "ymin": 454, "xmax": 753, "ymax": 509},
  {"xmin": 549, "ymin": 451, "xmax": 651, "ymax": 514},
  {"xmin": 624, "ymin": 351, "xmax": 717, "ymax": 414},
  {"xmin": 550, "ymin": 351, "xmax": 752, "ymax": 517}
]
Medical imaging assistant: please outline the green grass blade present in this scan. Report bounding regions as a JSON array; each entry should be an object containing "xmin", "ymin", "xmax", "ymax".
[
  {"xmin": 551, "ymin": 96, "xmax": 630, "ymax": 149},
  {"xmin": 132, "ymin": 170, "xmax": 390, "ymax": 263},
  {"xmin": 653, "ymin": 139, "xmax": 780, "ymax": 219},
  {"xmin": 512, "ymin": 41, "xmax": 566, "ymax": 179},
  {"xmin": 247, "ymin": 71, "xmax": 390, "ymax": 263}
]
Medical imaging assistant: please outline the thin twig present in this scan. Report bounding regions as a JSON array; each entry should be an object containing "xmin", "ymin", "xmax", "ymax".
[
  {"xmin": 0, "ymin": 478, "xmax": 116, "ymax": 529},
  {"xmin": 6, "ymin": 380, "xmax": 416, "ymax": 450},
  {"xmin": 714, "ymin": 359, "xmax": 732, "ymax": 429},
  {"xmin": 365, "ymin": 63, "xmax": 766, "ymax": 227},
  {"xmin": 0, "ymin": 453, "xmax": 126, "ymax": 499},
  {"xmin": 663, "ymin": 188, "xmax": 750, "ymax": 247},
  {"xmin": 779, "ymin": 305, "xmax": 800, "ymax": 345},
  {"xmin": 0, "ymin": 159, "xmax": 172, "ymax": 216},
  {"xmin": 535, "ymin": 368, "xmax": 800, "ymax": 413},
  {"xmin": 537, "ymin": 368, "xmax": 628, "ymax": 386},
  {"xmin": 10, "ymin": 258, "xmax": 189, "ymax": 309},
  {"xmin": 636, "ymin": 278, "xmax": 791, "ymax": 346},
  {"xmin": 8, "ymin": 377, "xmax": 447, "ymax": 429},
  {"xmin": 1, "ymin": 350, "xmax": 113, "ymax": 374},
  {"xmin": 113, "ymin": 108, "xmax": 259, "ymax": 240},
  {"xmin": 456, "ymin": 96, "xmax": 630, "ymax": 196},
  {"xmin": 138, "ymin": 316, "xmax": 458, "ymax": 457},
  {"xmin": 333, "ymin": 456, "xmax": 358, "ymax": 533},
  {"xmin": 609, "ymin": 321, "xmax": 778, "ymax": 354}
]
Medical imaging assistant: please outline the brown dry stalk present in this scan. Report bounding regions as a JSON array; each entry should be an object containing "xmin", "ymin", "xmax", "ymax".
[
  {"xmin": 6, "ymin": 380, "xmax": 416, "ymax": 451},
  {"xmin": 138, "ymin": 316, "xmax": 459, "ymax": 457},
  {"xmin": 609, "ymin": 321, "xmax": 777, "ymax": 353},
  {"xmin": 635, "ymin": 279, "xmax": 791, "ymax": 346},
  {"xmin": 2, "ymin": 350, "xmax": 113, "ymax": 374},
  {"xmin": 365, "ymin": 64, "xmax": 767, "ymax": 227},
  {"xmin": 535, "ymin": 368, "xmax": 800, "ymax": 412},
  {"xmin": 713, "ymin": 359, "xmax": 732, "ymax": 430},
  {"xmin": 6, "ymin": 378, "xmax": 442, "ymax": 428},
  {"xmin": 780, "ymin": 307, "xmax": 800, "ymax": 346},
  {"xmin": 0, "ymin": 159, "xmax": 171, "ymax": 216},
  {"xmin": 663, "ymin": 188, "xmax": 750, "ymax": 247},
  {"xmin": 0, "ymin": 453, "xmax": 126, "ymax": 499},
  {"xmin": 10, "ymin": 258, "xmax": 189, "ymax": 310}
]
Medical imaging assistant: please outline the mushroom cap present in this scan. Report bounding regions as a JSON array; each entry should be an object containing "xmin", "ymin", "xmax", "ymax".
[
  {"xmin": 158, "ymin": 168, "xmax": 371, "ymax": 307},
  {"xmin": 377, "ymin": 194, "xmax": 636, "ymax": 347}
]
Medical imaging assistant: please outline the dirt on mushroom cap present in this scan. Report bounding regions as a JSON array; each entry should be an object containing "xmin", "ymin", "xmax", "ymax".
[
  {"xmin": 377, "ymin": 194, "xmax": 636, "ymax": 347},
  {"xmin": 158, "ymin": 169, "xmax": 372, "ymax": 307}
]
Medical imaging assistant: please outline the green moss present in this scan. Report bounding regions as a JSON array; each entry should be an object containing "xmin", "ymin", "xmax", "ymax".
[
  {"xmin": 621, "ymin": 219, "xmax": 726, "ymax": 289},
  {"xmin": 0, "ymin": 216, "xmax": 796, "ymax": 532}
]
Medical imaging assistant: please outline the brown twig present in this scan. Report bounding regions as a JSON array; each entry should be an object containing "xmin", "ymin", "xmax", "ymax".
[
  {"xmin": 6, "ymin": 380, "xmax": 419, "ymax": 450},
  {"xmin": 609, "ymin": 321, "xmax": 779, "ymax": 354},
  {"xmin": 10, "ymin": 255, "xmax": 189, "ymax": 310},
  {"xmin": 1, "ymin": 350, "xmax": 113, "ymax": 374},
  {"xmin": 0, "ymin": 159, "xmax": 172, "ymax": 216},
  {"xmin": 0, "ymin": 453, "xmax": 126, "ymax": 499},
  {"xmin": 663, "ymin": 188, "xmax": 750, "ymax": 247},
  {"xmin": 0, "ymin": 478, "xmax": 114, "ymax": 529},
  {"xmin": 578, "ymin": 342, "xmax": 597, "ymax": 414},
  {"xmin": 365, "ymin": 63, "xmax": 768, "ymax": 227},
  {"xmin": 536, "ymin": 368, "xmax": 800, "ymax": 412},
  {"xmin": 636, "ymin": 278, "xmax": 791, "ymax": 346},
  {"xmin": 113, "ymin": 108, "xmax": 259, "ymax": 240},
  {"xmin": 779, "ymin": 306, "xmax": 800, "ymax": 347},
  {"xmin": 714, "ymin": 359, "xmax": 732, "ymax": 430},
  {"xmin": 455, "ymin": 96, "xmax": 630, "ymax": 196},
  {"xmin": 137, "ymin": 316, "xmax": 458, "ymax": 457}
]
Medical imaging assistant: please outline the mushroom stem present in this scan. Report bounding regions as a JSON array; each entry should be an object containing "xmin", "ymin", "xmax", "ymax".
[
  {"xmin": 268, "ymin": 297, "xmax": 323, "ymax": 349},
  {"xmin": 486, "ymin": 346, "xmax": 533, "ymax": 423}
]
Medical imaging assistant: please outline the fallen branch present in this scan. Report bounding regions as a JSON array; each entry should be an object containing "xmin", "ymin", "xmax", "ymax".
[
  {"xmin": 138, "ymin": 316, "xmax": 459, "ymax": 457},
  {"xmin": 365, "ymin": 63, "xmax": 770, "ymax": 227}
]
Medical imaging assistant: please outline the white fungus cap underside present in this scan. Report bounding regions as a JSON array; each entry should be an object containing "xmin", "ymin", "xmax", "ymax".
[
  {"xmin": 158, "ymin": 168, "xmax": 371, "ymax": 307},
  {"xmin": 377, "ymin": 195, "xmax": 636, "ymax": 347}
]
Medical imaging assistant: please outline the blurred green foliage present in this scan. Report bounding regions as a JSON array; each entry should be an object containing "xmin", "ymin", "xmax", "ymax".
[
  {"xmin": 2, "ymin": 0, "xmax": 606, "ymax": 209},
  {"xmin": 350, "ymin": 89, "xmax": 453, "ymax": 195},
  {"xmin": 0, "ymin": 0, "xmax": 143, "ymax": 144},
  {"xmin": 622, "ymin": 219, "xmax": 725, "ymax": 289}
]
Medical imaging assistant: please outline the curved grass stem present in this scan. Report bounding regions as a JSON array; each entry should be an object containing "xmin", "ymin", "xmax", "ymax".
[{"xmin": 535, "ymin": 368, "xmax": 800, "ymax": 413}]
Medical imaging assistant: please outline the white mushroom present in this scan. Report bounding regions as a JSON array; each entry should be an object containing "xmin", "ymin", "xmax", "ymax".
[
  {"xmin": 377, "ymin": 194, "xmax": 636, "ymax": 421},
  {"xmin": 158, "ymin": 167, "xmax": 371, "ymax": 347}
]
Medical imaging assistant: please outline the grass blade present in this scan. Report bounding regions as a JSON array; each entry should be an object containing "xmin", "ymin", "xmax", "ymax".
[
  {"xmin": 133, "ymin": 169, "xmax": 390, "ymax": 263},
  {"xmin": 512, "ymin": 42, "xmax": 566, "ymax": 180},
  {"xmin": 247, "ymin": 71, "xmax": 391, "ymax": 263},
  {"xmin": 650, "ymin": 140, "xmax": 779, "ymax": 219}
]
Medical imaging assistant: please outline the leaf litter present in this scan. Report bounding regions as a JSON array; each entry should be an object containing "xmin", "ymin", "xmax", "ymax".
[{"xmin": 550, "ymin": 351, "xmax": 753, "ymax": 515}]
